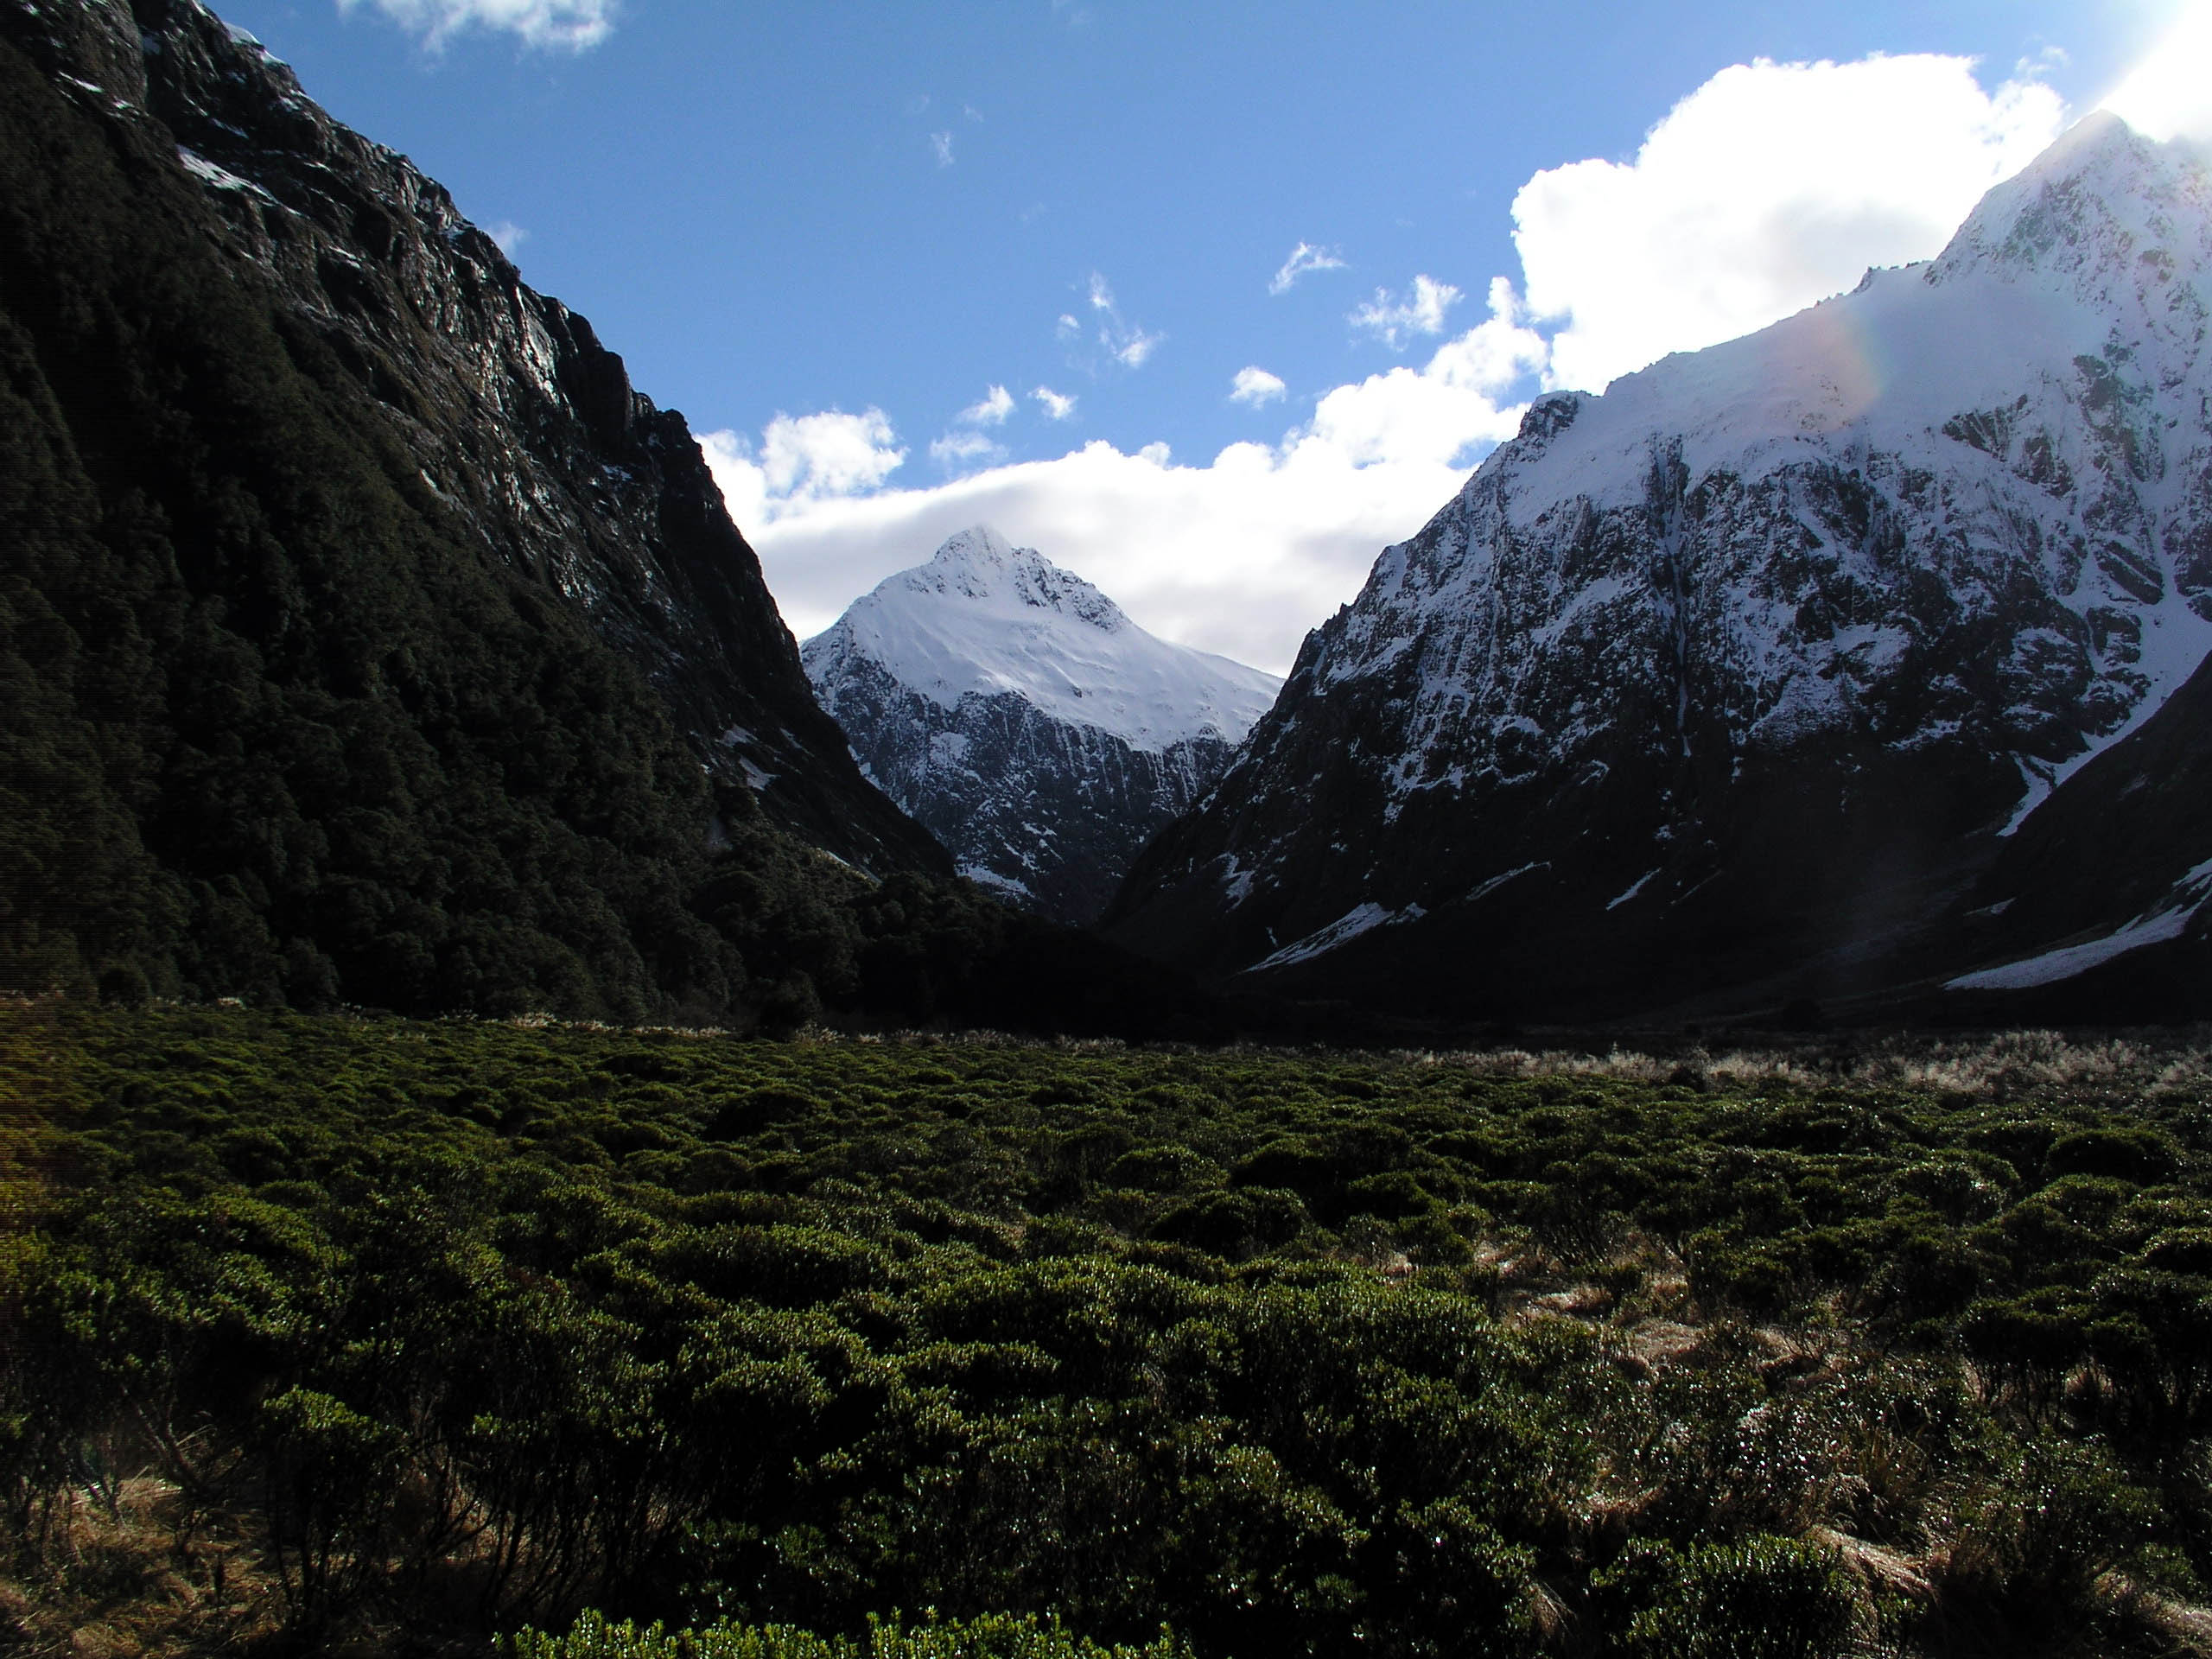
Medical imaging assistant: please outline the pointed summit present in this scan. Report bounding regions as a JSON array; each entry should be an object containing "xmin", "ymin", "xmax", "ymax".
[
  {"xmin": 899, "ymin": 526, "xmax": 1130, "ymax": 632},
  {"xmin": 929, "ymin": 524, "xmax": 1020, "ymax": 565},
  {"xmin": 803, "ymin": 537, "xmax": 1281, "ymax": 921},
  {"xmin": 1930, "ymin": 111, "xmax": 2209, "ymax": 296}
]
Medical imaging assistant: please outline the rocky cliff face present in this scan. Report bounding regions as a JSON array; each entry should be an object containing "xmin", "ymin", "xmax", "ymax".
[
  {"xmin": 0, "ymin": 0, "xmax": 950, "ymax": 1016},
  {"xmin": 7, "ymin": 0, "xmax": 938, "ymax": 876},
  {"xmin": 805, "ymin": 529, "xmax": 1280, "ymax": 923},
  {"xmin": 1107, "ymin": 115, "xmax": 2212, "ymax": 1020}
]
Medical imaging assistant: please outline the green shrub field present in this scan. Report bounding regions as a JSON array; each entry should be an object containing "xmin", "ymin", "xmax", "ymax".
[{"xmin": 7, "ymin": 1007, "xmax": 2212, "ymax": 1655}]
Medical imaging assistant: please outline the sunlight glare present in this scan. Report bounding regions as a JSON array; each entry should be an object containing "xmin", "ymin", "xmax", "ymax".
[{"xmin": 2101, "ymin": 0, "xmax": 2212, "ymax": 142}]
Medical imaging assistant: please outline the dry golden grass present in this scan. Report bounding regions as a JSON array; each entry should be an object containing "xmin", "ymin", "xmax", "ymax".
[{"xmin": 0, "ymin": 1478, "xmax": 280, "ymax": 1657}]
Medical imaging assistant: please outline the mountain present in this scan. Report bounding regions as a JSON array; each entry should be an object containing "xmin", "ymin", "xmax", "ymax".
[
  {"xmin": 804, "ymin": 528, "xmax": 1281, "ymax": 924},
  {"xmin": 0, "ymin": 0, "xmax": 985, "ymax": 1021},
  {"xmin": 1107, "ymin": 114, "xmax": 2212, "ymax": 1022}
]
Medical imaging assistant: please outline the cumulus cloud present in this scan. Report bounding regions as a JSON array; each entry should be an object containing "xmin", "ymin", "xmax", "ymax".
[
  {"xmin": 706, "ymin": 49, "xmax": 2079, "ymax": 675},
  {"xmin": 1032, "ymin": 385, "xmax": 1077, "ymax": 421},
  {"xmin": 958, "ymin": 385, "xmax": 1016, "ymax": 426},
  {"xmin": 1230, "ymin": 366, "xmax": 1287, "ymax": 407},
  {"xmin": 338, "ymin": 0, "xmax": 613, "ymax": 51},
  {"xmin": 697, "ymin": 409, "xmax": 905, "ymax": 529},
  {"xmin": 1516, "ymin": 53, "xmax": 2067, "ymax": 393},
  {"xmin": 2101, "ymin": 1, "xmax": 2212, "ymax": 143},
  {"xmin": 699, "ymin": 283, "xmax": 1545, "ymax": 672},
  {"xmin": 1269, "ymin": 241, "xmax": 1347, "ymax": 295},
  {"xmin": 1349, "ymin": 275, "xmax": 1462, "ymax": 350}
]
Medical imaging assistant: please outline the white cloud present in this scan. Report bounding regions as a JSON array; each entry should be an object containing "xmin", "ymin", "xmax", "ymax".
[
  {"xmin": 1515, "ymin": 53, "xmax": 2067, "ymax": 393},
  {"xmin": 697, "ymin": 408, "xmax": 906, "ymax": 528},
  {"xmin": 705, "ymin": 50, "xmax": 2082, "ymax": 677},
  {"xmin": 2101, "ymin": 1, "xmax": 2212, "ymax": 143},
  {"xmin": 1349, "ymin": 275, "xmax": 1462, "ymax": 350},
  {"xmin": 1269, "ymin": 241, "xmax": 1347, "ymax": 295},
  {"xmin": 338, "ymin": 0, "xmax": 613, "ymax": 50},
  {"xmin": 485, "ymin": 219, "xmax": 528, "ymax": 255},
  {"xmin": 1079, "ymin": 273, "xmax": 1165, "ymax": 370},
  {"xmin": 699, "ymin": 283, "xmax": 1544, "ymax": 673},
  {"xmin": 930, "ymin": 130, "xmax": 956, "ymax": 167},
  {"xmin": 1056, "ymin": 313, "xmax": 1081, "ymax": 337},
  {"xmin": 1032, "ymin": 385, "xmax": 1077, "ymax": 421},
  {"xmin": 1115, "ymin": 328, "xmax": 1163, "ymax": 368},
  {"xmin": 1230, "ymin": 366, "xmax": 1287, "ymax": 407},
  {"xmin": 959, "ymin": 385, "xmax": 1016, "ymax": 426},
  {"xmin": 929, "ymin": 429, "xmax": 1008, "ymax": 472}
]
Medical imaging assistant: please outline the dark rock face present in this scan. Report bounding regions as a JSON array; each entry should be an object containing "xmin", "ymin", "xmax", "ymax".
[
  {"xmin": 1929, "ymin": 645, "xmax": 2212, "ymax": 1022},
  {"xmin": 0, "ymin": 0, "xmax": 946, "ymax": 1014},
  {"xmin": 1107, "ymin": 117, "xmax": 2212, "ymax": 1021},
  {"xmin": 9, "ymin": 0, "xmax": 938, "ymax": 877}
]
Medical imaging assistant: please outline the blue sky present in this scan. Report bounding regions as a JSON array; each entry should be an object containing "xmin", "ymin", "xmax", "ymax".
[{"xmin": 215, "ymin": 0, "xmax": 2205, "ymax": 668}]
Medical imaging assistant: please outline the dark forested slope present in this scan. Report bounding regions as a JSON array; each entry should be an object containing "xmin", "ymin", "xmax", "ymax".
[{"xmin": 0, "ymin": 0, "xmax": 1112, "ymax": 1024}]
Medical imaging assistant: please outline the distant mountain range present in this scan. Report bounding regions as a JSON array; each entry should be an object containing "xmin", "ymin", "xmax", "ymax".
[
  {"xmin": 10, "ymin": 0, "xmax": 2209, "ymax": 1030},
  {"xmin": 1108, "ymin": 113, "xmax": 2212, "ymax": 1022},
  {"xmin": 804, "ymin": 528, "xmax": 1279, "ymax": 924}
]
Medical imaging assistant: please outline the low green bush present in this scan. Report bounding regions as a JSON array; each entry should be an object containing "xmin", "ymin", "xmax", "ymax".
[{"xmin": 512, "ymin": 1611, "xmax": 1190, "ymax": 1659}]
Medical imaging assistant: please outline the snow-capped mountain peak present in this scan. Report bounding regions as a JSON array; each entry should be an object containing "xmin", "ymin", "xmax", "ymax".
[
  {"xmin": 1106, "ymin": 118, "xmax": 2212, "ymax": 1018},
  {"xmin": 1933, "ymin": 111, "xmax": 2208, "ymax": 298},
  {"xmin": 803, "ymin": 527, "xmax": 1283, "ymax": 922},
  {"xmin": 810, "ymin": 525, "xmax": 1278, "ymax": 753},
  {"xmin": 902, "ymin": 524, "xmax": 1130, "ymax": 632}
]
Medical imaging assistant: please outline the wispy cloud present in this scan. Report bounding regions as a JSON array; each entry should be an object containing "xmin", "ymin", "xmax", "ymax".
[
  {"xmin": 958, "ymin": 385, "xmax": 1016, "ymax": 426},
  {"xmin": 1032, "ymin": 385, "xmax": 1077, "ymax": 421},
  {"xmin": 338, "ymin": 0, "xmax": 615, "ymax": 51},
  {"xmin": 1349, "ymin": 275, "xmax": 1462, "ymax": 350},
  {"xmin": 930, "ymin": 130, "xmax": 956, "ymax": 167},
  {"xmin": 485, "ymin": 219, "xmax": 529, "ymax": 256},
  {"xmin": 1268, "ymin": 241, "xmax": 1346, "ymax": 295},
  {"xmin": 1230, "ymin": 366, "xmax": 1287, "ymax": 407},
  {"xmin": 1115, "ymin": 329, "xmax": 1162, "ymax": 368},
  {"xmin": 929, "ymin": 429, "xmax": 1007, "ymax": 472},
  {"xmin": 1079, "ymin": 273, "xmax": 1164, "ymax": 370}
]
